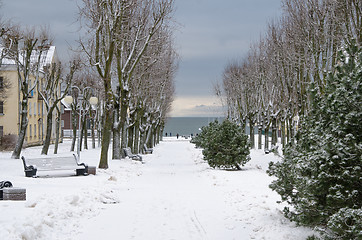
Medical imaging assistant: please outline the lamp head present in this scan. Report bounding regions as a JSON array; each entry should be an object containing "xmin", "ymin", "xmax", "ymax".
[
  {"xmin": 64, "ymin": 95, "xmax": 73, "ymax": 105},
  {"xmin": 89, "ymin": 96, "xmax": 98, "ymax": 106}
]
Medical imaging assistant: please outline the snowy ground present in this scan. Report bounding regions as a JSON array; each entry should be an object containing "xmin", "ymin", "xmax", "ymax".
[{"xmin": 0, "ymin": 137, "xmax": 315, "ymax": 240}]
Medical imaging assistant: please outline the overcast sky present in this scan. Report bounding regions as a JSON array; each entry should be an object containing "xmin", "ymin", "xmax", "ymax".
[{"xmin": 1, "ymin": 0, "xmax": 282, "ymax": 117}]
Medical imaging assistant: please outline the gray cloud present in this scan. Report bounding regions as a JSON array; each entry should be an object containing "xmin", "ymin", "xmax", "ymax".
[
  {"xmin": 173, "ymin": 0, "xmax": 282, "ymax": 115},
  {"xmin": 183, "ymin": 104, "xmax": 226, "ymax": 117},
  {"xmin": 2, "ymin": 0, "xmax": 80, "ymax": 62},
  {"xmin": 1, "ymin": 0, "xmax": 282, "ymax": 117}
]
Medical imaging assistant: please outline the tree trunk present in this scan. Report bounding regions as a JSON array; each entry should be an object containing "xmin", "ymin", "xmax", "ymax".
[
  {"xmin": 258, "ymin": 123, "xmax": 262, "ymax": 150},
  {"xmin": 155, "ymin": 124, "xmax": 160, "ymax": 145},
  {"xmin": 152, "ymin": 126, "xmax": 156, "ymax": 147},
  {"xmin": 99, "ymin": 104, "xmax": 112, "ymax": 169},
  {"xmin": 128, "ymin": 109, "xmax": 136, "ymax": 151},
  {"xmin": 145, "ymin": 126, "xmax": 152, "ymax": 153},
  {"xmin": 139, "ymin": 115, "xmax": 147, "ymax": 154},
  {"xmin": 41, "ymin": 111, "xmax": 53, "ymax": 155},
  {"xmin": 12, "ymin": 99, "xmax": 28, "ymax": 159},
  {"xmin": 70, "ymin": 106, "xmax": 78, "ymax": 152},
  {"xmin": 134, "ymin": 115, "xmax": 140, "ymax": 154},
  {"xmin": 119, "ymin": 89, "xmax": 129, "ymax": 158},
  {"xmin": 264, "ymin": 124, "xmax": 270, "ymax": 151},
  {"xmin": 240, "ymin": 118, "xmax": 246, "ymax": 134},
  {"xmin": 286, "ymin": 117, "xmax": 290, "ymax": 144},
  {"xmin": 159, "ymin": 123, "xmax": 164, "ymax": 143},
  {"xmin": 281, "ymin": 119, "xmax": 286, "ymax": 149},
  {"xmin": 112, "ymin": 124, "xmax": 121, "ymax": 159},
  {"xmin": 149, "ymin": 126, "xmax": 154, "ymax": 148},
  {"xmin": 54, "ymin": 115, "xmax": 60, "ymax": 154},
  {"xmin": 249, "ymin": 118, "xmax": 255, "ymax": 149},
  {"xmin": 289, "ymin": 117, "xmax": 294, "ymax": 145},
  {"xmin": 112, "ymin": 88, "xmax": 121, "ymax": 159},
  {"xmin": 271, "ymin": 116, "xmax": 277, "ymax": 147},
  {"xmin": 128, "ymin": 124, "xmax": 134, "ymax": 149}
]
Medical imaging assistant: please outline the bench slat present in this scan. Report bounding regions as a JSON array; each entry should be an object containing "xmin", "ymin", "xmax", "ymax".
[
  {"xmin": 21, "ymin": 155, "xmax": 88, "ymax": 177},
  {"xmin": 123, "ymin": 148, "xmax": 142, "ymax": 161},
  {"xmin": 26, "ymin": 157, "xmax": 82, "ymax": 171}
]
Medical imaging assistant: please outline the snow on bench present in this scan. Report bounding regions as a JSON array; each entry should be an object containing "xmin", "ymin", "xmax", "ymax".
[
  {"xmin": 143, "ymin": 144, "xmax": 153, "ymax": 154},
  {"xmin": 123, "ymin": 147, "xmax": 143, "ymax": 162},
  {"xmin": 21, "ymin": 154, "xmax": 89, "ymax": 177}
]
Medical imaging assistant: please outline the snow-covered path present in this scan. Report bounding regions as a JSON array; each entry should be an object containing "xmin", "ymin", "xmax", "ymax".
[
  {"xmin": 0, "ymin": 138, "xmax": 315, "ymax": 239},
  {"xmin": 78, "ymin": 138, "xmax": 314, "ymax": 240},
  {"xmin": 80, "ymin": 139, "xmax": 248, "ymax": 239}
]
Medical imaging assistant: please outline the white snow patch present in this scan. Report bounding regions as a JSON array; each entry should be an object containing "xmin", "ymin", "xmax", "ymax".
[{"xmin": 0, "ymin": 138, "xmax": 315, "ymax": 239}]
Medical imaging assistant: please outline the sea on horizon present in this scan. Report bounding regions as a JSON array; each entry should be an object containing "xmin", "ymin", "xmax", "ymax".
[{"xmin": 163, "ymin": 117, "xmax": 224, "ymax": 137}]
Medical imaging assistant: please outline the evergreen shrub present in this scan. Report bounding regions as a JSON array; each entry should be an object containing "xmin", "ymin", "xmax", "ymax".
[
  {"xmin": 267, "ymin": 41, "xmax": 362, "ymax": 239},
  {"xmin": 190, "ymin": 120, "xmax": 219, "ymax": 149},
  {"xmin": 0, "ymin": 134, "xmax": 17, "ymax": 150},
  {"xmin": 192, "ymin": 120, "xmax": 250, "ymax": 170}
]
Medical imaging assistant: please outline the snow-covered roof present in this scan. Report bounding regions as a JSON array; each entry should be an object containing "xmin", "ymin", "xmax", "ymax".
[
  {"xmin": 0, "ymin": 45, "xmax": 57, "ymax": 70},
  {"xmin": 60, "ymin": 98, "xmax": 72, "ymax": 110}
]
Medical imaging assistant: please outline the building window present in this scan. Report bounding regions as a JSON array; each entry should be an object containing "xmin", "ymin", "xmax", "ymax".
[
  {"xmin": 29, "ymin": 125, "xmax": 32, "ymax": 138},
  {"xmin": 0, "ymin": 76, "xmax": 3, "ymax": 89},
  {"xmin": 0, "ymin": 126, "xmax": 3, "ymax": 141},
  {"xmin": 38, "ymin": 123, "xmax": 41, "ymax": 140},
  {"xmin": 0, "ymin": 101, "xmax": 3, "ymax": 114},
  {"xmin": 34, "ymin": 124, "xmax": 37, "ymax": 137},
  {"xmin": 34, "ymin": 103, "xmax": 36, "ymax": 116},
  {"xmin": 29, "ymin": 103, "xmax": 32, "ymax": 116}
]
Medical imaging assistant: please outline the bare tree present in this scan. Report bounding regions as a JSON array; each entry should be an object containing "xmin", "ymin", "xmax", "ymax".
[
  {"xmin": 67, "ymin": 69, "xmax": 101, "ymax": 153},
  {"xmin": 79, "ymin": 0, "xmax": 175, "ymax": 166},
  {"xmin": 112, "ymin": 0, "xmax": 175, "ymax": 159},
  {"xmin": 79, "ymin": 0, "xmax": 123, "ymax": 168},
  {"xmin": 218, "ymin": 0, "xmax": 359, "ymax": 152},
  {"xmin": 1, "ymin": 25, "xmax": 51, "ymax": 159},
  {"xmin": 127, "ymin": 27, "xmax": 177, "ymax": 153},
  {"xmin": 39, "ymin": 60, "xmax": 78, "ymax": 155}
]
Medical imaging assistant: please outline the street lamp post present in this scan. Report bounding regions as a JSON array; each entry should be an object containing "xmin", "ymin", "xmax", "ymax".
[{"xmin": 64, "ymin": 86, "xmax": 98, "ymax": 159}]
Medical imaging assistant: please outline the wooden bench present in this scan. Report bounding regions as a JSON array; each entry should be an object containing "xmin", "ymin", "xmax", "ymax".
[
  {"xmin": 143, "ymin": 144, "xmax": 153, "ymax": 154},
  {"xmin": 0, "ymin": 181, "xmax": 13, "ymax": 200},
  {"xmin": 21, "ymin": 154, "xmax": 89, "ymax": 177},
  {"xmin": 123, "ymin": 147, "xmax": 143, "ymax": 162}
]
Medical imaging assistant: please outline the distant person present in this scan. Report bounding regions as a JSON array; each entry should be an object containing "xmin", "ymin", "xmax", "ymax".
[
  {"xmin": 176, "ymin": 133, "xmax": 179, "ymax": 139},
  {"xmin": 170, "ymin": 132, "xmax": 172, "ymax": 136},
  {"xmin": 165, "ymin": 132, "xmax": 168, "ymax": 137}
]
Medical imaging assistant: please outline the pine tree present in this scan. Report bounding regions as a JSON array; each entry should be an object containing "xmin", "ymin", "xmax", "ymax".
[
  {"xmin": 191, "ymin": 120, "xmax": 220, "ymax": 149},
  {"xmin": 268, "ymin": 41, "xmax": 362, "ymax": 239},
  {"xmin": 200, "ymin": 120, "xmax": 250, "ymax": 170}
]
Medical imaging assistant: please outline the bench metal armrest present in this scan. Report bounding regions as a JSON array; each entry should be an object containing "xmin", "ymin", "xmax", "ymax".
[
  {"xmin": 21, "ymin": 156, "xmax": 38, "ymax": 177},
  {"xmin": 0, "ymin": 181, "xmax": 13, "ymax": 189},
  {"xmin": 73, "ymin": 154, "xmax": 88, "ymax": 172},
  {"xmin": 21, "ymin": 156, "xmax": 37, "ymax": 171},
  {"xmin": 143, "ymin": 144, "xmax": 153, "ymax": 154}
]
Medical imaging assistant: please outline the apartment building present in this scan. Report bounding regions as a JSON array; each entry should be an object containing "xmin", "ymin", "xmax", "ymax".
[{"xmin": 0, "ymin": 46, "xmax": 60, "ymax": 148}]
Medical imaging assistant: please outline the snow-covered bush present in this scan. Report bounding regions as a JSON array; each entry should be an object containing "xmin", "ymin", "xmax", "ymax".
[
  {"xmin": 0, "ymin": 134, "xmax": 17, "ymax": 150},
  {"xmin": 268, "ymin": 41, "xmax": 362, "ymax": 239},
  {"xmin": 197, "ymin": 120, "xmax": 250, "ymax": 170},
  {"xmin": 321, "ymin": 208, "xmax": 362, "ymax": 240},
  {"xmin": 190, "ymin": 120, "xmax": 219, "ymax": 149}
]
